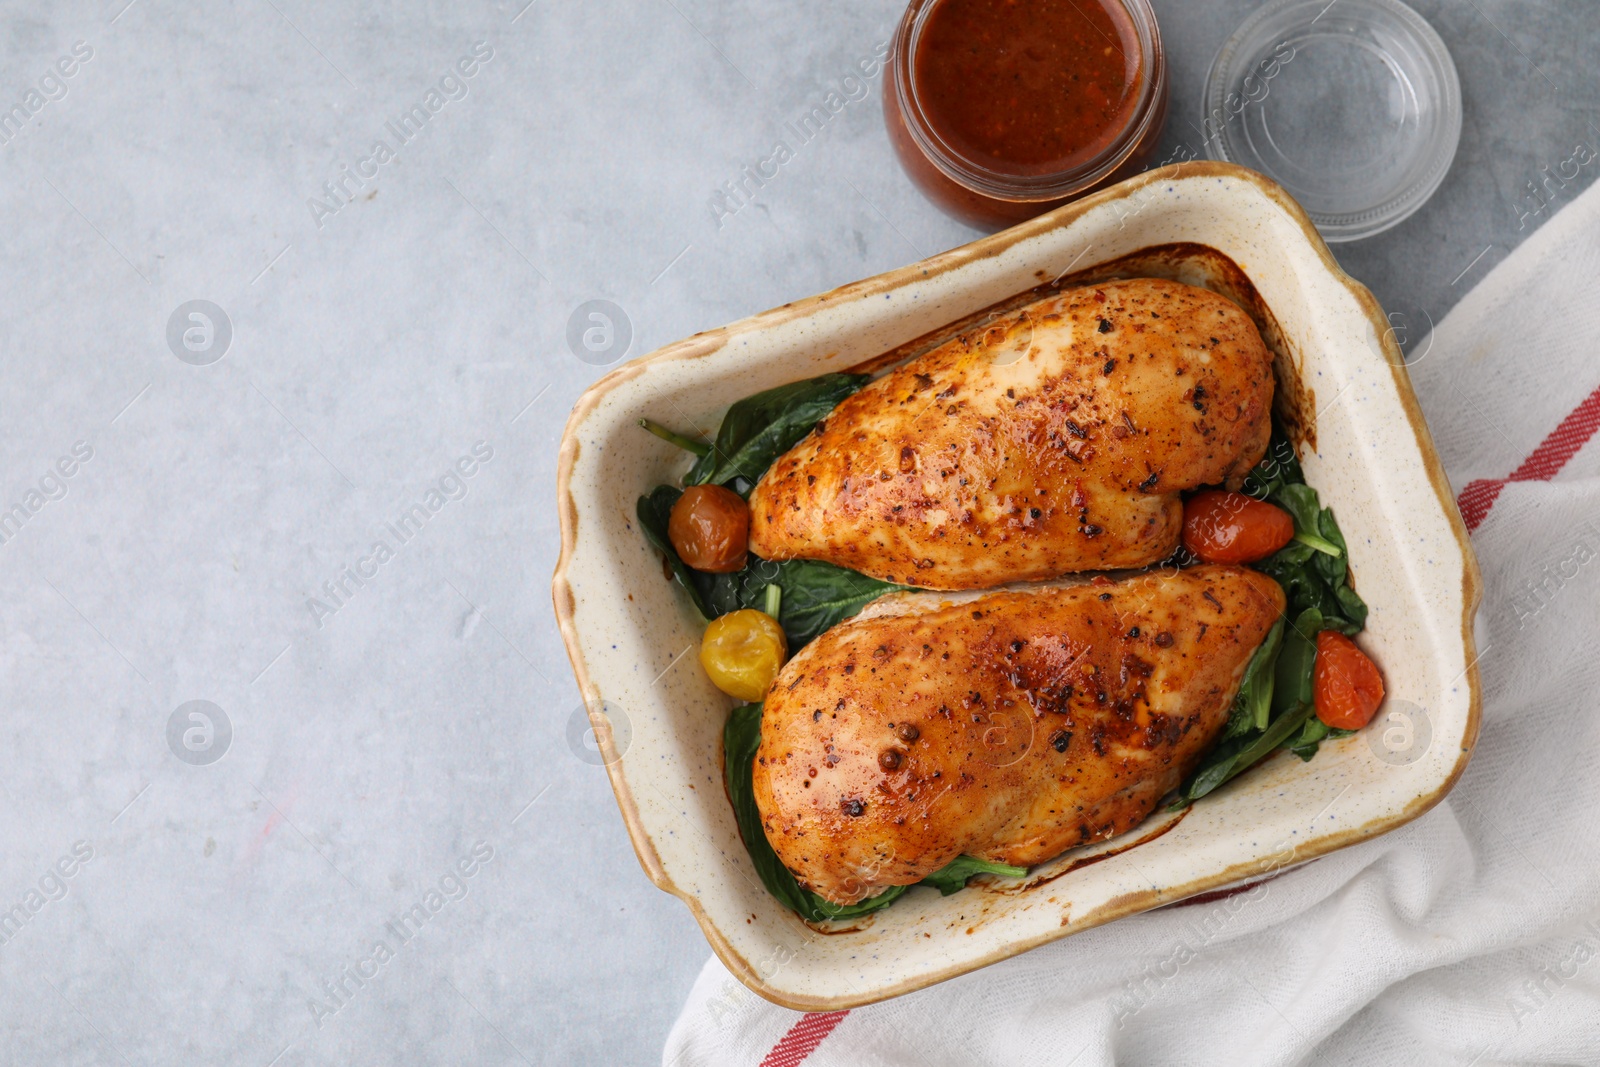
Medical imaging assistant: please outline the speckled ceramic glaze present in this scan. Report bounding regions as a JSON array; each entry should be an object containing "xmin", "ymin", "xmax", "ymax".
[{"xmin": 553, "ymin": 162, "xmax": 1482, "ymax": 1010}]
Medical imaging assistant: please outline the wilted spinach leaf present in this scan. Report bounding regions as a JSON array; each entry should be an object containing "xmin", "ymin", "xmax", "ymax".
[
  {"xmin": 684, "ymin": 373, "xmax": 870, "ymax": 491},
  {"xmin": 1244, "ymin": 433, "xmax": 1367, "ymax": 634},
  {"xmin": 917, "ymin": 854, "xmax": 1027, "ymax": 896},
  {"xmin": 1272, "ymin": 607, "xmax": 1322, "ymax": 716},
  {"xmin": 741, "ymin": 558, "xmax": 905, "ymax": 648}
]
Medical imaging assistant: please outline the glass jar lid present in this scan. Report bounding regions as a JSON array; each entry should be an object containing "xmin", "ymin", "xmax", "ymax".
[{"xmin": 1202, "ymin": 0, "xmax": 1462, "ymax": 242}]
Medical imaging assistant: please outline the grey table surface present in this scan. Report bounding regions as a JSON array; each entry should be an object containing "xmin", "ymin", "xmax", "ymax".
[{"xmin": 0, "ymin": 1, "xmax": 1593, "ymax": 1064}]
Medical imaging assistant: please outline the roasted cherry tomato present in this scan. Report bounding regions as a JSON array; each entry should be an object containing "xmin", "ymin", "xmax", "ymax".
[
  {"xmin": 700, "ymin": 609, "xmax": 787, "ymax": 701},
  {"xmin": 1182, "ymin": 490, "xmax": 1296, "ymax": 564},
  {"xmin": 1313, "ymin": 631, "xmax": 1385, "ymax": 729},
  {"xmin": 669, "ymin": 484, "xmax": 749, "ymax": 573}
]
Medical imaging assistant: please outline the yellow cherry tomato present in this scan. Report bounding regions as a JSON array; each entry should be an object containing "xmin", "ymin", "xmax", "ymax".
[{"xmin": 700, "ymin": 609, "xmax": 788, "ymax": 702}]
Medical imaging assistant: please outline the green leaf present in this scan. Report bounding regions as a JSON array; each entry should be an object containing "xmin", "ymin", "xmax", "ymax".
[
  {"xmin": 759, "ymin": 559, "xmax": 904, "ymax": 648},
  {"xmin": 1181, "ymin": 702, "xmax": 1317, "ymax": 803},
  {"xmin": 1246, "ymin": 618, "xmax": 1284, "ymax": 731},
  {"xmin": 1310, "ymin": 505, "xmax": 1351, "ymax": 587},
  {"xmin": 724, "ymin": 703, "xmax": 1028, "ymax": 921},
  {"xmin": 1317, "ymin": 596, "xmax": 1354, "ymax": 634},
  {"xmin": 1272, "ymin": 607, "xmax": 1322, "ymax": 716},
  {"xmin": 689, "ymin": 556, "xmax": 904, "ymax": 650},
  {"xmin": 1288, "ymin": 718, "xmax": 1358, "ymax": 761},
  {"xmin": 1332, "ymin": 581, "xmax": 1368, "ymax": 631},
  {"xmin": 1227, "ymin": 701, "xmax": 1318, "ymax": 780},
  {"xmin": 1270, "ymin": 540, "xmax": 1317, "ymax": 568},
  {"xmin": 917, "ymin": 855, "xmax": 1028, "ymax": 896},
  {"xmin": 1222, "ymin": 695, "xmax": 1259, "ymax": 740},
  {"xmin": 1241, "ymin": 434, "xmax": 1303, "ymax": 500},
  {"xmin": 685, "ymin": 373, "xmax": 871, "ymax": 490},
  {"xmin": 636, "ymin": 486, "xmax": 712, "ymax": 620},
  {"xmin": 1222, "ymin": 618, "xmax": 1283, "ymax": 737},
  {"xmin": 1286, "ymin": 716, "xmax": 1330, "ymax": 761},
  {"xmin": 1271, "ymin": 483, "xmax": 1323, "ymax": 534},
  {"xmin": 1177, "ymin": 734, "xmax": 1252, "ymax": 805},
  {"xmin": 694, "ymin": 566, "xmax": 747, "ymax": 621},
  {"xmin": 1178, "ymin": 619, "xmax": 1286, "ymax": 802},
  {"xmin": 1255, "ymin": 535, "xmax": 1363, "ymax": 635},
  {"xmin": 1245, "ymin": 439, "xmax": 1367, "ymax": 633}
]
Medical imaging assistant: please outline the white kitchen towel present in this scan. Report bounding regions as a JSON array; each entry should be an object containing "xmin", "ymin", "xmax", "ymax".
[{"xmin": 662, "ymin": 181, "xmax": 1600, "ymax": 1067}]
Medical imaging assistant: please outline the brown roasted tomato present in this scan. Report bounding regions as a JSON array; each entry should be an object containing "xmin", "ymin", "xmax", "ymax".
[{"xmin": 668, "ymin": 484, "xmax": 750, "ymax": 573}]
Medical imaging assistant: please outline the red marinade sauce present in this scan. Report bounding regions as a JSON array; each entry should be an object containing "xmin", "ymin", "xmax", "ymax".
[{"xmin": 914, "ymin": 0, "xmax": 1144, "ymax": 176}]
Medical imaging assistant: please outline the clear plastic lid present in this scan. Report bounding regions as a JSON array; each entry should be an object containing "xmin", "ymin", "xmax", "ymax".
[{"xmin": 1202, "ymin": 0, "xmax": 1461, "ymax": 242}]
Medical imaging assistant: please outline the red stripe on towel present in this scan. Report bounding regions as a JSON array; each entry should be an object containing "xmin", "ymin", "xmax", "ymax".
[
  {"xmin": 1457, "ymin": 383, "xmax": 1600, "ymax": 530},
  {"xmin": 759, "ymin": 1011, "xmax": 851, "ymax": 1067}
]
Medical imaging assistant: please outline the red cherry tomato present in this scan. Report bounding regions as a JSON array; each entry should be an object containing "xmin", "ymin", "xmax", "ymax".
[
  {"xmin": 1313, "ymin": 631, "xmax": 1385, "ymax": 730},
  {"xmin": 1181, "ymin": 490, "xmax": 1296, "ymax": 564}
]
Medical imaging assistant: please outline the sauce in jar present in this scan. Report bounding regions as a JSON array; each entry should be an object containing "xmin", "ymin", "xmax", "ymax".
[
  {"xmin": 916, "ymin": 0, "xmax": 1143, "ymax": 173},
  {"xmin": 885, "ymin": 0, "xmax": 1168, "ymax": 228}
]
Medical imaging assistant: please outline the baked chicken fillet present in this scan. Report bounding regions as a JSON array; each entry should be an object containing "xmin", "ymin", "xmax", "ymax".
[
  {"xmin": 752, "ymin": 564, "xmax": 1285, "ymax": 906},
  {"xmin": 748, "ymin": 278, "xmax": 1274, "ymax": 589}
]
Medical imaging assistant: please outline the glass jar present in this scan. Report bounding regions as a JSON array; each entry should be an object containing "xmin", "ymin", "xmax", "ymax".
[{"xmin": 884, "ymin": 0, "xmax": 1170, "ymax": 230}]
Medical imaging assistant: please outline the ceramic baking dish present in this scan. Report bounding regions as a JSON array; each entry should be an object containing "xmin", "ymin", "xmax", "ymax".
[{"xmin": 553, "ymin": 161, "xmax": 1481, "ymax": 1009}]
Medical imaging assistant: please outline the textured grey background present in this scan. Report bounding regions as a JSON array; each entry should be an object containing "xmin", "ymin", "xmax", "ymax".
[{"xmin": 0, "ymin": 1, "xmax": 1592, "ymax": 1065}]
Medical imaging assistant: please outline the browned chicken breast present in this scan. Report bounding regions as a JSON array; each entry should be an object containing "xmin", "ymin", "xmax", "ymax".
[
  {"xmin": 752, "ymin": 564, "xmax": 1284, "ymax": 906},
  {"xmin": 748, "ymin": 278, "xmax": 1274, "ymax": 589}
]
